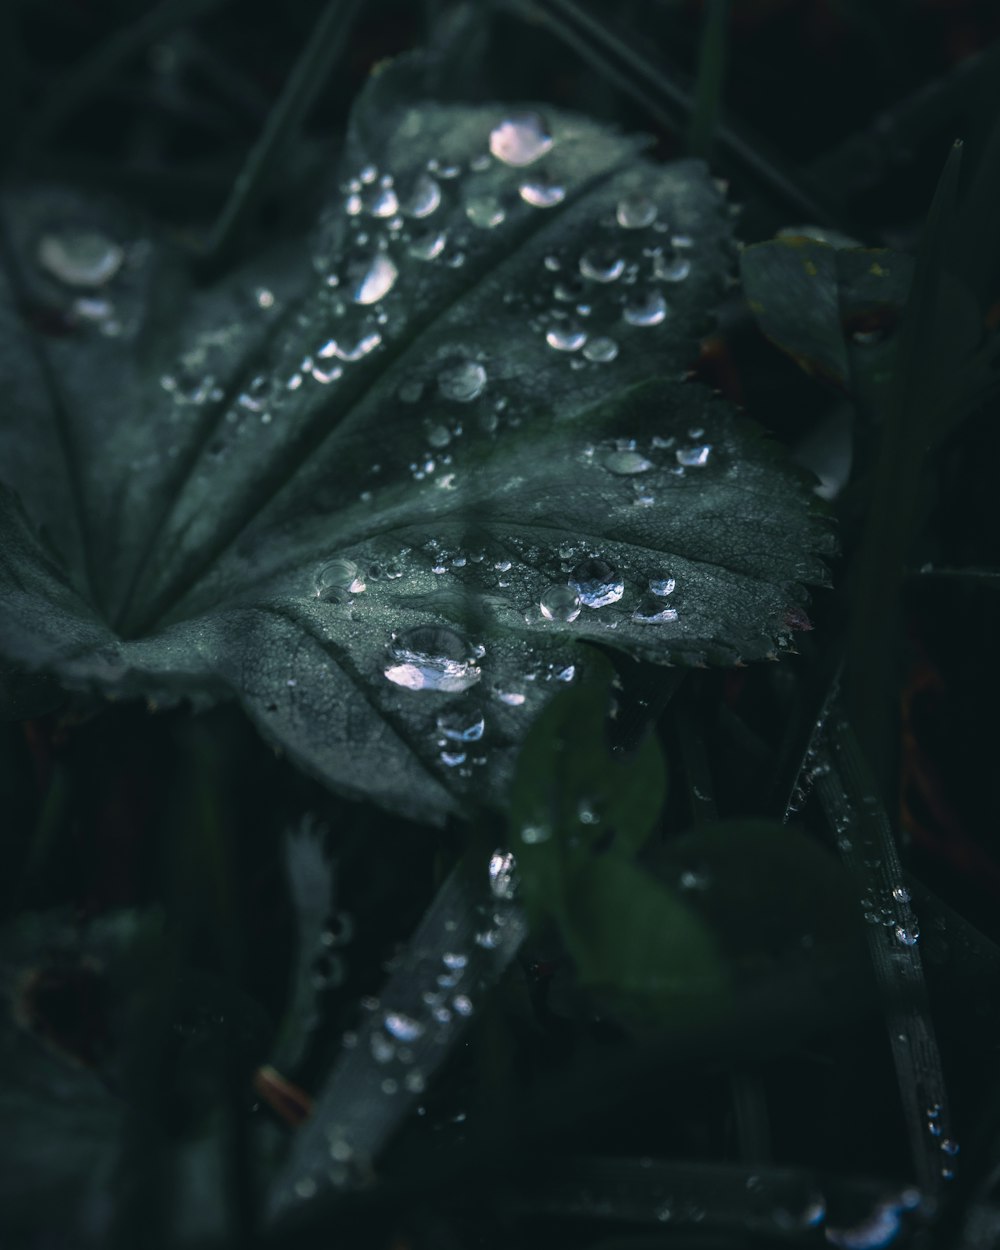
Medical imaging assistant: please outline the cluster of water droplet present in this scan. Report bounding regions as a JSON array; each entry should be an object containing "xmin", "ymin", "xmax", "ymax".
[{"xmin": 36, "ymin": 224, "xmax": 131, "ymax": 338}]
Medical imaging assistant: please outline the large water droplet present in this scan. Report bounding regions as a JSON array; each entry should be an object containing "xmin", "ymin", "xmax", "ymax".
[
  {"xmin": 649, "ymin": 577, "xmax": 676, "ymax": 597},
  {"xmin": 545, "ymin": 321, "xmax": 587, "ymax": 352},
  {"xmin": 436, "ymin": 707, "xmax": 486, "ymax": 742},
  {"xmin": 439, "ymin": 360, "xmax": 487, "ymax": 403},
  {"xmin": 384, "ymin": 626, "xmax": 482, "ymax": 693},
  {"xmin": 361, "ymin": 182, "xmax": 399, "ymax": 218},
  {"xmin": 624, "ymin": 289, "xmax": 668, "ymax": 326},
  {"xmin": 400, "ymin": 173, "xmax": 441, "ymax": 218},
  {"xmin": 583, "ymin": 336, "xmax": 619, "ymax": 363},
  {"xmin": 569, "ymin": 558, "xmax": 624, "ymax": 607},
  {"xmin": 676, "ymin": 444, "xmax": 712, "ymax": 468},
  {"xmin": 384, "ymin": 1011, "xmax": 425, "ymax": 1043},
  {"xmin": 489, "ymin": 849, "xmax": 518, "ymax": 899},
  {"xmin": 616, "ymin": 195, "xmax": 657, "ymax": 229},
  {"xmin": 539, "ymin": 584, "xmax": 582, "ymax": 622},
  {"xmin": 465, "ymin": 195, "xmax": 506, "ymax": 229},
  {"xmin": 350, "ymin": 253, "xmax": 398, "ymax": 305},
  {"xmin": 37, "ymin": 229, "xmax": 124, "ymax": 287},
  {"xmin": 489, "ymin": 113, "xmax": 554, "ymax": 166},
  {"xmin": 315, "ymin": 558, "xmax": 366, "ymax": 602},
  {"xmin": 579, "ymin": 247, "xmax": 625, "ymax": 283},
  {"xmin": 519, "ymin": 178, "xmax": 565, "ymax": 208}
]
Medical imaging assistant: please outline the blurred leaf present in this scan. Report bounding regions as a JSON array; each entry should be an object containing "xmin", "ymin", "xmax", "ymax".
[{"xmin": 0, "ymin": 50, "xmax": 831, "ymax": 822}]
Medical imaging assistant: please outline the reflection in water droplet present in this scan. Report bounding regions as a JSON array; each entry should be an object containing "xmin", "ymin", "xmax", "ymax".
[
  {"xmin": 654, "ymin": 253, "xmax": 692, "ymax": 283},
  {"xmin": 409, "ymin": 231, "xmax": 447, "ymax": 260},
  {"xmin": 489, "ymin": 849, "xmax": 518, "ymax": 899},
  {"xmin": 436, "ymin": 707, "xmax": 486, "ymax": 742},
  {"xmin": 350, "ymin": 253, "xmax": 398, "ymax": 304},
  {"xmin": 546, "ymin": 321, "xmax": 587, "ymax": 351},
  {"xmin": 624, "ymin": 289, "xmax": 668, "ymax": 326},
  {"xmin": 583, "ymin": 336, "xmax": 619, "ymax": 363},
  {"xmin": 315, "ymin": 558, "xmax": 365, "ymax": 601},
  {"xmin": 616, "ymin": 195, "xmax": 657, "ymax": 229},
  {"xmin": 361, "ymin": 182, "xmax": 399, "ymax": 218},
  {"xmin": 318, "ymin": 331, "xmax": 382, "ymax": 361},
  {"xmin": 465, "ymin": 195, "xmax": 506, "ymax": 229},
  {"xmin": 579, "ymin": 247, "xmax": 625, "ymax": 283},
  {"xmin": 38, "ymin": 229, "xmax": 124, "ymax": 287},
  {"xmin": 895, "ymin": 925, "xmax": 919, "ymax": 947},
  {"xmin": 439, "ymin": 360, "xmax": 487, "ymax": 402},
  {"xmin": 519, "ymin": 178, "xmax": 566, "ymax": 208},
  {"xmin": 569, "ymin": 558, "xmax": 624, "ymax": 607},
  {"xmin": 400, "ymin": 173, "xmax": 441, "ymax": 218},
  {"xmin": 676, "ymin": 444, "xmax": 712, "ymax": 467},
  {"xmin": 384, "ymin": 626, "xmax": 482, "ymax": 693},
  {"xmin": 604, "ymin": 449, "xmax": 653, "ymax": 475},
  {"xmin": 489, "ymin": 113, "xmax": 554, "ymax": 166},
  {"xmin": 649, "ymin": 577, "xmax": 676, "ymax": 597},
  {"xmin": 540, "ymin": 584, "xmax": 582, "ymax": 622},
  {"xmin": 384, "ymin": 1011, "xmax": 424, "ymax": 1042}
]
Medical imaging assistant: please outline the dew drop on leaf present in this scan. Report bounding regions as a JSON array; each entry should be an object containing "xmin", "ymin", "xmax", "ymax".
[
  {"xmin": 383, "ymin": 1011, "xmax": 425, "ymax": 1042},
  {"xmin": 314, "ymin": 558, "xmax": 365, "ymax": 601},
  {"xmin": 400, "ymin": 173, "xmax": 441, "ymax": 218},
  {"xmin": 519, "ymin": 178, "xmax": 566, "ymax": 208},
  {"xmin": 360, "ymin": 182, "xmax": 399, "ymax": 218},
  {"xmin": 624, "ymin": 289, "xmax": 668, "ymax": 326},
  {"xmin": 654, "ymin": 253, "xmax": 692, "ymax": 283},
  {"xmin": 633, "ymin": 598, "xmax": 679, "ymax": 624},
  {"xmin": 603, "ymin": 448, "xmax": 653, "ymax": 475},
  {"xmin": 676, "ymin": 444, "xmax": 712, "ymax": 468},
  {"xmin": 465, "ymin": 195, "xmax": 506, "ymax": 229},
  {"xmin": 649, "ymin": 577, "xmax": 676, "ymax": 597},
  {"xmin": 383, "ymin": 626, "xmax": 482, "ymax": 693},
  {"xmin": 488, "ymin": 113, "xmax": 554, "ymax": 166},
  {"xmin": 350, "ymin": 253, "xmax": 398, "ymax": 305},
  {"xmin": 409, "ymin": 230, "xmax": 447, "ymax": 260},
  {"xmin": 540, "ymin": 584, "xmax": 582, "ymax": 622},
  {"xmin": 438, "ymin": 360, "xmax": 487, "ymax": 403},
  {"xmin": 436, "ymin": 707, "xmax": 486, "ymax": 742},
  {"xmin": 489, "ymin": 849, "xmax": 518, "ymax": 899},
  {"xmin": 569, "ymin": 558, "xmax": 624, "ymax": 607},
  {"xmin": 582, "ymin": 336, "xmax": 619, "ymax": 363},
  {"xmin": 37, "ymin": 229, "xmax": 124, "ymax": 288},
  {"xmin": 545, "ymin": 321, "xmax": 587, "ymax": 352},
  {"xmin": 616, "ymin": 195, "xmax": 657, "ymax": 229},
  {"xmin": 579, "ymin": 247, "xmax": 625, "ymax": 283}
]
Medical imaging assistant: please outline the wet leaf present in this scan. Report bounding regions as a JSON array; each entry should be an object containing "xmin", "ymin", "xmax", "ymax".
[{"xmin": 0, "ymin": 53, "xmax": 831, "ymax": 822}]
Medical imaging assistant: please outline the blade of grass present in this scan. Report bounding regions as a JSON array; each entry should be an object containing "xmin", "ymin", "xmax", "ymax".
[
  {"xmin": 688, "ymin": 0, "xmax": 730, "ymax": 160},
  {"xmin": 265, "ymin": 844, "xmax": 528, "ymax": 1226},
  {"xmin": 813, "ymin": 701, "xmax": 953, "ymax": 1198},
  {"xmin": 15, "ymin": 0, "xmax": 233, "ymax": 158},
  {"xmin": 844, "ymin": 140, "xmax": 963, "ymax": 803},
  {"xmin": 202, "ymin": 0, "xmax": 363, "ymax": 268},
  {"xmin": 910, "ymin": 566, "xmax": 1000, "ymax": 587},
  {"xmin": 507, "ymin": 0, "xmax": 847, "ymax": 230}
]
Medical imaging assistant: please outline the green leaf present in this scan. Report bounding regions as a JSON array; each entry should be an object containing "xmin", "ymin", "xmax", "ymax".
[{"xmin": 0, "ymin": 54, "xmax": 831, "ymax": 822}]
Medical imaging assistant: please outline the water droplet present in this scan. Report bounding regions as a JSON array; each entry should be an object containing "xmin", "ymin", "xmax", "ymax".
[
  {"xmin": 520, "ymin": 824, "xmax": 551, "ymax": 844},
  {"xmin": 294, "ymin": 1176, "xmax": 318, "ymax": 1199},
  {"xmin": 350, "ymin": 253, "xmax": 398, "ymax": 304},
  {"xmin": 545, "ymin": 321, "xmax": 587, "ymax": 351},
  {"xmin": 439, "ymin": 360, "xmax": 487, "ymax": 403},
  {"xmin": 540, "ymin": 584, "xmax": 582, "ymax": 622},
  {"xmin": 315, "ymin": 558, "xmax": 365, "ymax": 601},
  {"xmin": 489, "ymin": 849, "xmax": 518, "ymax": 899},
  {"xmin": 676, "ymin": 444, "xmax": 712, "ymax": 468},
  {"xmin": 489, "ymin": 113, "xmax": 554, "ymax": 166},
  {"xmin": 442, "ymin": 952, "xmax": 468, "ymax": 970},
  {"xmin": 579, "ymin": 247, "xmax": 625, "ymax": 283},
  {"xmin": 895, "ymin": 924, "xmax": 919, "ymax": 947},
  {"xmin": 603, "ymin": 448, "xmax": 653, "ymax": 475},
  {"xmin": 400, "ymin": 173, "xmax": 441, "ymax": 218},
  {"xmin": 569, "ymin": 558, "xmax": 624, "ymax": 607},
  {"xmin": 440, "ymin": 750, "xmax": 466, "ymax": 767},
  {"xmin": 404, "ymin": 1070, "xmax": 426, "ymax": 1093},
  {"xmin": 384, "ymin": 626, "xmax": 482, "ymax": 693},
  {"xmin": 361, "ymin": 182, "xmax": 399, "ymax": 218},
  {"xmin": 941, "ymin": 1138, "xmax": 959, "ymax": 1156},
  {"xmin": 616, "ymin": 195, "xmax": 657, "ymax": 229},
  {"xmin": 892, "ymin": 885, "xmax": 911, "ymax": 903},
  {"xmin": 465, "ymin": 195, "xmax": 506, "ymax": 229},
  {"xmin": 370, "ymin": 1032, "xmax": 395, "ymax": 1063},
  {"xmin": 654, "ymin": 254, "xmax": 692, "ymax": 283},
  {"xmin": 426, "ymin": 422, "xmax": 452, "ymax": 449},
  {"xmin": 519, "ymin": 178, "xmax": 565, "ymax": 208},
  {"xmin": 582, "ymin": 336, "xmax": 618, "ymax": 363},
  {"xmin": 436, "ymin": 707, "xmax": 486, "ymax": 742},
  {"xmin": 633, "ymin": 599, "xmax": 679, "ymax": 624},
  {"xmin": 624, "ymin": 289, "xmax": 668, "ymax": 326},
  {"xmin": 497, "ymin": 690, "xmax": 526, "ymax": 706},
  {"xmin": 320, "ymin": 331, "xmax": 382, "ymax": 361},
  {"xmin": 409, "ymin": 230, "xmax": 447, "ymax": 261},
  {"xmin": 383, "ymin": 1011, "xmax": 424, "ymax": 1043},
  {"xmin": 452, "ymin": 994, "xmax": 473, "ymax": 1017},
  {"xmin": 38, "ymin": 229, "xmax": 124, "ymax": 287},
  {"xmin": 649, "ymin": 577, "xmax": 676, "ymax": 597}
]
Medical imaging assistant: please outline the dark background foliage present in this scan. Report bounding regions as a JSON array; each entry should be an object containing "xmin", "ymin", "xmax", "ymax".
[{"xmin": 3, "ymin": 1, "xmax": 1000, "ymax": 1247}]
